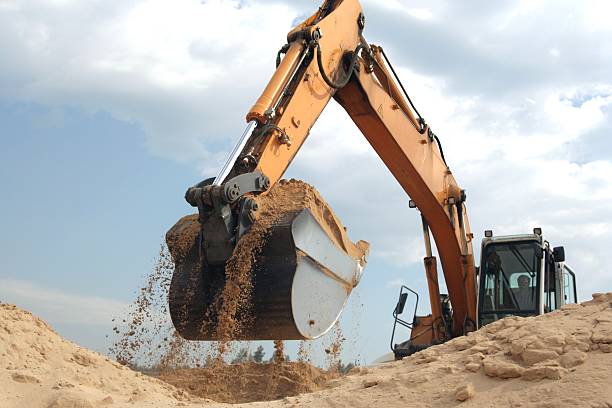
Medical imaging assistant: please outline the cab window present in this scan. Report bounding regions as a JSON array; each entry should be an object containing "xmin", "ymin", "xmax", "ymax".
[{"xmin": 479, "ymin": 241, "xmax": 541, "ymax": 325}]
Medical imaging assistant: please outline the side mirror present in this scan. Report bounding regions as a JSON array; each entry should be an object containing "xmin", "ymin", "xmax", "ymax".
[
  {"xmin": 553, "ymin": 246, "xmax": 565, "ymax": 262},
  {"xmin": 394, "ymin": 293, "xmax": 408, "ymax": 315}
]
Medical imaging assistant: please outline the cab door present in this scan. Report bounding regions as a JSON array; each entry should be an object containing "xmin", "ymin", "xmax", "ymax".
[
  {"xmin": 561, "ymin": 264, "xmax": 577, "ymax": 306},
  {"xmin": 544, "ymin": 246, "xmax": 577, "ymax": 311}
]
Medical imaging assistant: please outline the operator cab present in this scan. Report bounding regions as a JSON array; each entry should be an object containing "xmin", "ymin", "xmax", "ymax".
[
  {"xmin": 477, "ymin": 228, "xmax": 577, "ymax": 327},
  {"xmin": 389, "ymin": 227, "xmax": 578, "ymax": 360}
]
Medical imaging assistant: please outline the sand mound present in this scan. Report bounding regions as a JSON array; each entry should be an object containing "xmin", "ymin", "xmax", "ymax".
[
  {"xmin": 3, "ymin": 293, "xmax": 612, "ymax": 407},
  {"xmin": 156, "ymin": 361, "xmax": 335, "ymax": 403},
  {"xmin": 0, "ymin": 304, "xmax": 193, "ymax": 408},
  {"xmin": 0, "ymin": 303, "xmax": 334, "ymax": 407},
  {"xmin": 300, "ymin": 292, "xmax": 612, "ymax": 408}
]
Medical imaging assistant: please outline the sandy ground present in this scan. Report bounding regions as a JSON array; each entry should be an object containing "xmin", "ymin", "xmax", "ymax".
[
  {"xmin": 155, "ymin": 362, "xmax": 335, "ymax": 404},
  {"xmin": 2, "ymin": 292, "xmax": 612, "ymax": 407}
]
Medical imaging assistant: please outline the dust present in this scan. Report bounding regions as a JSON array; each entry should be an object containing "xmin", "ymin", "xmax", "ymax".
[{"xmin": 109, "ymin": 244, "xmax": 212, "ymax": 369}]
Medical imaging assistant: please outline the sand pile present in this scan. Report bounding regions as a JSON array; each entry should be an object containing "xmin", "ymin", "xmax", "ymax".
[
  {"xmin": 0, "ymin": 303, "xmax": 195, "ymax": 408},
  {"xmin": 0, "ymin": 302, "xmax": 334, "ymax": 407},
  {"xmin": 292, "ymin": 292, "xmax": 612, "ymax": 408},
  {"xmin": 156, "ymin": 361, "xmax": 335, "ymax": 403},
  {"xmin": 2, "ymin": 293, "xmax": 612, "ymax": 407}
]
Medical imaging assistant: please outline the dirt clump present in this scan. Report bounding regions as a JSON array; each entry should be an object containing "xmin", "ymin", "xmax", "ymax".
[
  {"xmin": 165, "ymin": 214, "xmax": 200, "ymax": 264},
  {"xmin": 454, "ymin": 383, "xmax": 475, "ymax": 401},
  {"xmin": 156, "ymin": 361, "xmax": 336, "ymax": 403}
]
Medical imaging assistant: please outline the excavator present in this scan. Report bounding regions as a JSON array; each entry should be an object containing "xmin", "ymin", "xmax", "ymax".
[{"xmin": 166, "ymin": 0, "xmax": 578, "ymax": 359}]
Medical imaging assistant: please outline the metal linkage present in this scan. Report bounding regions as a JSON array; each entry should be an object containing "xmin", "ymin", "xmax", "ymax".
[
  {"xmin": 185, "ymin": 171, "xmax": 270, "ymax": 208},
  {"xmin": 184, "ymin": 171, "xmax": 270, "ymax": 265}
]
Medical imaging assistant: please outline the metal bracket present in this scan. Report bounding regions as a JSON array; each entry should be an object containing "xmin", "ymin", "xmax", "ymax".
[
  {"xmin": 260, "ymin": 123, "xmax": 291, "ymax": 148},
  {"xmin": 237, "ymin": 197, "xmax": 259, "ymax": 238},
  {"xmin": 182, "ymin": 171, "xmax": 270, "ymax": 266},
  {"xmin": 358, "ymin": 12, "xmax": 365, "ymax": 31},
  {"xmin": 185, "ymin": 171, "xmax": 270, "ymax": 207},
  {"xmin": 427, "ymin": 127, "xmax": 435, "ymax": 142},
  {"xmin": 223, "ymin": 171, "xmax": 270, "ymax": 203}
]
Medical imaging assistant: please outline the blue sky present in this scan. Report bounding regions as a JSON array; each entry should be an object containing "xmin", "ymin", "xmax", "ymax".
[
  {"xmin": 0, "ymin": 103, "xmax": 199, "ymax": 297},
  {"xmin": 1, "ymin": 0, "xmax": 612, "ymax": 365}
]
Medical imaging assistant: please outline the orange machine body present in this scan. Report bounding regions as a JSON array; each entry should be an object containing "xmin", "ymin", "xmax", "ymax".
[{"xmin": 223, "ymin": 0, "xmax": 476, "ymax": 343}]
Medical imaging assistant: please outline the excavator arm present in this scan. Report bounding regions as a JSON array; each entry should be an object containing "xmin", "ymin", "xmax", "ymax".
[
  {"xmin": 168, "ymin": 0, "xmax": 476, "ymax": 346},
  {"xmin": 219, "ymin": 0, "xmax": 364, "ymax": 186},
  {"xmin": 335, "ymin": 45, "xmax": 476, "ymax": 340}
]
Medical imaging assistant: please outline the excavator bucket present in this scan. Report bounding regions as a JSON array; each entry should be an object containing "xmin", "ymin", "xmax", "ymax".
[{"xmin": 166, "ymin": 188, "xmax": 368, "ymax": 341}]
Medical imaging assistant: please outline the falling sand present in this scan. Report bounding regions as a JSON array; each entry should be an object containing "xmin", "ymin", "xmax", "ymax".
[
  {"xmin": 107, "ymin": 243, "xmax": 340, "ymax": 403},
  {"xmin": 108, "ymin": 179, "xmax": 368, "ymax": 403},
  {"xmin": 324, "ymin": 321, "xmax": 345, "ymax": 370}
]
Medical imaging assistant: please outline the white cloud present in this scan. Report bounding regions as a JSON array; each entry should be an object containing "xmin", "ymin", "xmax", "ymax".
[
  {"xmin": 362, "ymin": 0, "xmax": 440, "ymax": 20},
  {"xmin": 1, "ymin": 0, "xmax": 611, "ymax": 312},
  {"xmin": 0, "ymin": 0, "xmax": 295, "ymax": 167},
  {"xmin": 407, "ymin": 8, "xmax": 433, "ymax": 21},
  {"xmin": 584, "ymin": 0, "xmax": 612, "ymax": 32},
  {"xmin": 0, "ymin": 278, "xmax": 127, "ymax": 326}
]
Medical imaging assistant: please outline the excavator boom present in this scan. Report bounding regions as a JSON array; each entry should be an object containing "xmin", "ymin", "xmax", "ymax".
[{"xmin": 167, "ymin": 0, "xmax": 476, "ymax": 346}]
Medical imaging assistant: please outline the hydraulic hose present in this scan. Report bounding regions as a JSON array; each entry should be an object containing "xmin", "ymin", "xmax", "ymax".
[{"xmin": 315, "ymin": 42, "xmax": 364, "ymax": 89}]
